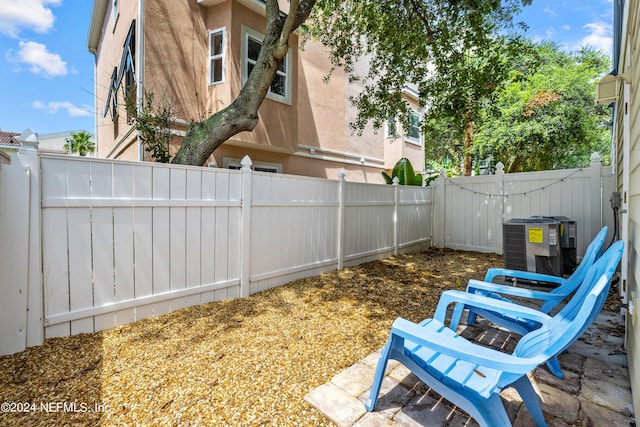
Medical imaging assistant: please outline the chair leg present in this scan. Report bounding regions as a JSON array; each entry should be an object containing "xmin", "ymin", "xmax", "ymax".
[
  {"xmin": 466, "ymin": 308, "xmax": 478, "ymax": 326},
  {"xmin": 512, "ymin": 375, "xmax": 549, "ymax": 427},
  {"xmin": 545, "ymin": 356, "xmax": 564, "ymax": 379},
  {"xmin": 449, "ymin": 303, "xmax": 466, "ymax": 330},
  {"xmin": 469, "ymin": 393, "xmax": 513, "ymax": 427},
  {"xmin": 365, "ymin": 337, "xmax": 394, "ymax": 411}
]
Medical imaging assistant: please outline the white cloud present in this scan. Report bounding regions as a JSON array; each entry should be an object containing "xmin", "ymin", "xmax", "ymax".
[
  {"xmin": 33, "ymin": 100, "xmax": 92, "ymax": 117},
  {"xmin": 0, "ymin": 0, "xmax": 61, "ymax": 38},
  {"xmin": 14, "ymin": 40, "xmax": 67, "ymax": 78},
  {"xmin": 581, "ymin": 22, "xmax": 613, "ymax": 55}
]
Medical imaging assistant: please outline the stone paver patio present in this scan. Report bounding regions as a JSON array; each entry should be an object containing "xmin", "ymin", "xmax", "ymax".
[{"xmin": 306, "ymin": 310, "xmax": 635, "ymax": 426}]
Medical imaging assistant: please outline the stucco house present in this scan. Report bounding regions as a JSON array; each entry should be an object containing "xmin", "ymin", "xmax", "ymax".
[
  {"xmin": 87, "ymin": 0, "xmax": 424, "ymax": 183},
  {"xmin": 607, "ymin": 0, "xmax": 640, "ymax": 414}
]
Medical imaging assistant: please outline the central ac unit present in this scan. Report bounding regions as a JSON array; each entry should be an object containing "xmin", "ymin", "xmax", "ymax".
[
  {"xmin": 503, "ymin": 218, "xmax": 563, "ymax": 279},
  {"xmin": 529, "ymin": 215, "xmax": 577, "ymax": 274}
]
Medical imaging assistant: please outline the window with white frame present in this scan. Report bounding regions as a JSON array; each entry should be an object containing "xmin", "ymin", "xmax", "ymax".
[
  {"xmin": 242, "ymin": 26, "xmax": 291, "ymax": 104},
  {"xmin": 405, "ymin": 110, "xmax": 421, "ymax": 145},
  {"xmin": 385, "ymin": 114, "xmax": 398, "ymax": 138},
  {"xmin": 209, "ymin": 28, "xmax": 225, "ymax": 85}
]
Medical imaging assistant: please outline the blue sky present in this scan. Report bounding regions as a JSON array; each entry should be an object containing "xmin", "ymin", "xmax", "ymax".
[
  {"xmin": 0, "ymin": 0, "xmax": 94, "ymax": 136},
  {"xmin": 515, "ymin": 0, "xmax": 614, "ymax": 55},
  {"xmin": 0, "ymin": 0, "xmax": 615, "ymax": 137}
]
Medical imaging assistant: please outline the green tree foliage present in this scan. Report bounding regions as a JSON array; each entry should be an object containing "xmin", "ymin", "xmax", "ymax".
[
  {"xmin": 473, "ymin": 42, "xmax": 611, "ymax": 172},
  {"xmin": 126, "ymin": 92, "xmax": 176, "ymax": 163},
  {"xmin": 63, "ymin": 130, "xmax": 95, "ymax": 156},
  {"xmin": 308, "ymin": 0, "xmax": 530, "ymax": 175}
]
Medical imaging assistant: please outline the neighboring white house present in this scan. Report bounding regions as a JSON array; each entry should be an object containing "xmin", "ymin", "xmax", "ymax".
[
  {"xmin": 38, "ymin": 131, "xmax": 95, "ymax": 156},
  {"xmin": 0, "ymin": 130, "xmax": 95, "ymax": 156}
]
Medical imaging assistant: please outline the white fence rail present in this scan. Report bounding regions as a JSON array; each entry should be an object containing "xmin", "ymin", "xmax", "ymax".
[{"xmin": 0, "ymin": 150, "xmax": 614, "ymax": 356}]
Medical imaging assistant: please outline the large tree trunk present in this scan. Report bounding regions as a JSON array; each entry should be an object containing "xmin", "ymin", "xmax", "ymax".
[
  {"xmin": 172, "ymin": 0, "xmax": 316, "ymax": 166},
  {"xmin": 507, "ymin": 156, "xmax": 522, "ymax": 173},
  {"xmin": 463, "ymin": 112, "xmax": 474, "ymax": 176}
]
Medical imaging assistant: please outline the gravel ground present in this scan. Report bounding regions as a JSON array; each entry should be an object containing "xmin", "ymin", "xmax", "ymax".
[{"xmin": 0, "ymin": 248, "xmax": 618, "ymax": 426}]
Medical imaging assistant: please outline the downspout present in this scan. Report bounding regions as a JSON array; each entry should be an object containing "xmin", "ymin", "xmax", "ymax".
[
  {"xmin": 137, "ymin": 0, "xmax": 145, "ymax": 161},
  {"xmin": 92, "ymin": 54, "xmax": 99, "ymax": 156}
]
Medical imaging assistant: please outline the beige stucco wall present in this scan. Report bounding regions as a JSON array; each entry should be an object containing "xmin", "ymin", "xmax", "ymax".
[
  {"xmin": 93, "ymin": 0, "xmax": 139, "ymax": 160},
  {"xmin": 91, "ymin": 0, "xmax": 424, "ymax": 183},
  {"xmin": 144, "ymin": 0, "xmax": 208, "ymax": 123}
]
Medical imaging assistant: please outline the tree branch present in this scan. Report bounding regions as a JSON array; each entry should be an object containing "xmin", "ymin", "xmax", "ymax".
[
  {"xmin": 279, "ymin": 0, "xmax": 300, "ymax": 49},
  {"xmin": 404, "ymin": 0, "xmax": 436, "ymax": 37}
]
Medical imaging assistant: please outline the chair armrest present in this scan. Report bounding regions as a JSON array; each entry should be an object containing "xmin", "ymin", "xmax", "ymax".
[
  {"xmin": 391, "ymin": 318, "xmax": 546, "ymax": 374},
  {"xmin": 433, "ymin": 289, "xmax": 553, "ymax": 325},
  {"xmin": 466, "ymin": 279, "xmax": 564, "ymax": 302},
  {"xmin": 484, "ymin": 268, "xmax": 565, "ymax": 285}
]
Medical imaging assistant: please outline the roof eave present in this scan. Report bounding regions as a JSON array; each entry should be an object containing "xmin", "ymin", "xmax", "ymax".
[{"xmin": 87, "ymin": 0, "xmax": 109, "ymax": 54}]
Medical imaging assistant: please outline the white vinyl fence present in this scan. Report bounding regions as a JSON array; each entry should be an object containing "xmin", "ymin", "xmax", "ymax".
[
  {"xmin": 431, "ymin": 155, "xmax": 615, "ymax": 257},
  {"xmin": 0, "ymin": 152, "xmax": 431, "ymax": 355},
  {"xmin": 0, "ymin": 149, "xmax": 614, "ymax": 356}
]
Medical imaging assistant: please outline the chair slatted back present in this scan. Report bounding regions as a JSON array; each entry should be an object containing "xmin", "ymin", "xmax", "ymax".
[{"xmin": 513, "ymin": 241, "xmax": 623, "ymax": 361}]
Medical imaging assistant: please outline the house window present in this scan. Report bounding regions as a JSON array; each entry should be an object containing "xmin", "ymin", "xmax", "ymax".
[
  {"xmin": 104, "ymin": 67, "xmax": 119, "ymax": 119},
  {"xmin": 405, "ymin": 110, "xmax": 421, "ymax": 145},
  {"xmin": 385, "ymin": 115, "xmax": 398, "ymax": 138},
  {"xmin": 209, "ymin": 28, "xmax": 225, "ymax": 85},
  {"xmin": 242, "ymin": 26, "xmax": 291, "ymax": 104},
  {"xmin": 118, "ymin": 21, "xmax": 136, "ymax": 98}
]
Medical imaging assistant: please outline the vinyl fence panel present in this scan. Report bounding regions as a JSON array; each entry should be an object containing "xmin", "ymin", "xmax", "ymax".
[
  {"xmin": 343, "ymin": 182, "xmax": 396, "ymax": 264},
  {"xmin": 38, "ymin": 156, "xmax": 245, "ymax": 340},
  {"xmin": 248, "ymin": 172, "xmax": 341, "ymax": 293}
]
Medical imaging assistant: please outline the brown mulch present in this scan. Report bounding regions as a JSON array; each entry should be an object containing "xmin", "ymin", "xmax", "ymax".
[{"xmin": 0, "ymin": 249, "xmax": 620, "ymax": 426}]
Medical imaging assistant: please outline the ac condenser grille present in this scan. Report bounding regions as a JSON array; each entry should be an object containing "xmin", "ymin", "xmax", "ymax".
[{"xmin": 503, "ymin": 223, "xmax": 527, "ymax": 271}]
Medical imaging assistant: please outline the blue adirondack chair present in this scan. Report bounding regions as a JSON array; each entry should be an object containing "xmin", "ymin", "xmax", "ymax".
[
  {"xmin": 366, "ymin": 241, "xmax": 623, "ymax": 427},
  {"xmin": 449, "ymin": 227, "xmax": 609, "ymax": 378},
  {"xmin": 463, "ymin": 226, "xmax": 607, "ymax": 321}
]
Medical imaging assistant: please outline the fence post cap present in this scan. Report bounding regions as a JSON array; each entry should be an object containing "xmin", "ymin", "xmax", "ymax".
[
  {"xmin": 337, "ymin": 170, "xmax": 346, "ymax": 180},
  {"xmin": 392, "ymin": 176, "xmax": 400, "ymax": 185},
  {"xmin": 495, "ymin": 162, "xmax": 505, "ymax": 174},
  {"xmin": 590, "ymin": 152, "xmax": 602, "ymax": 164},
  {"xmin": 240, "ymin": 155, "xmax": 253, "ymax": 171}
]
